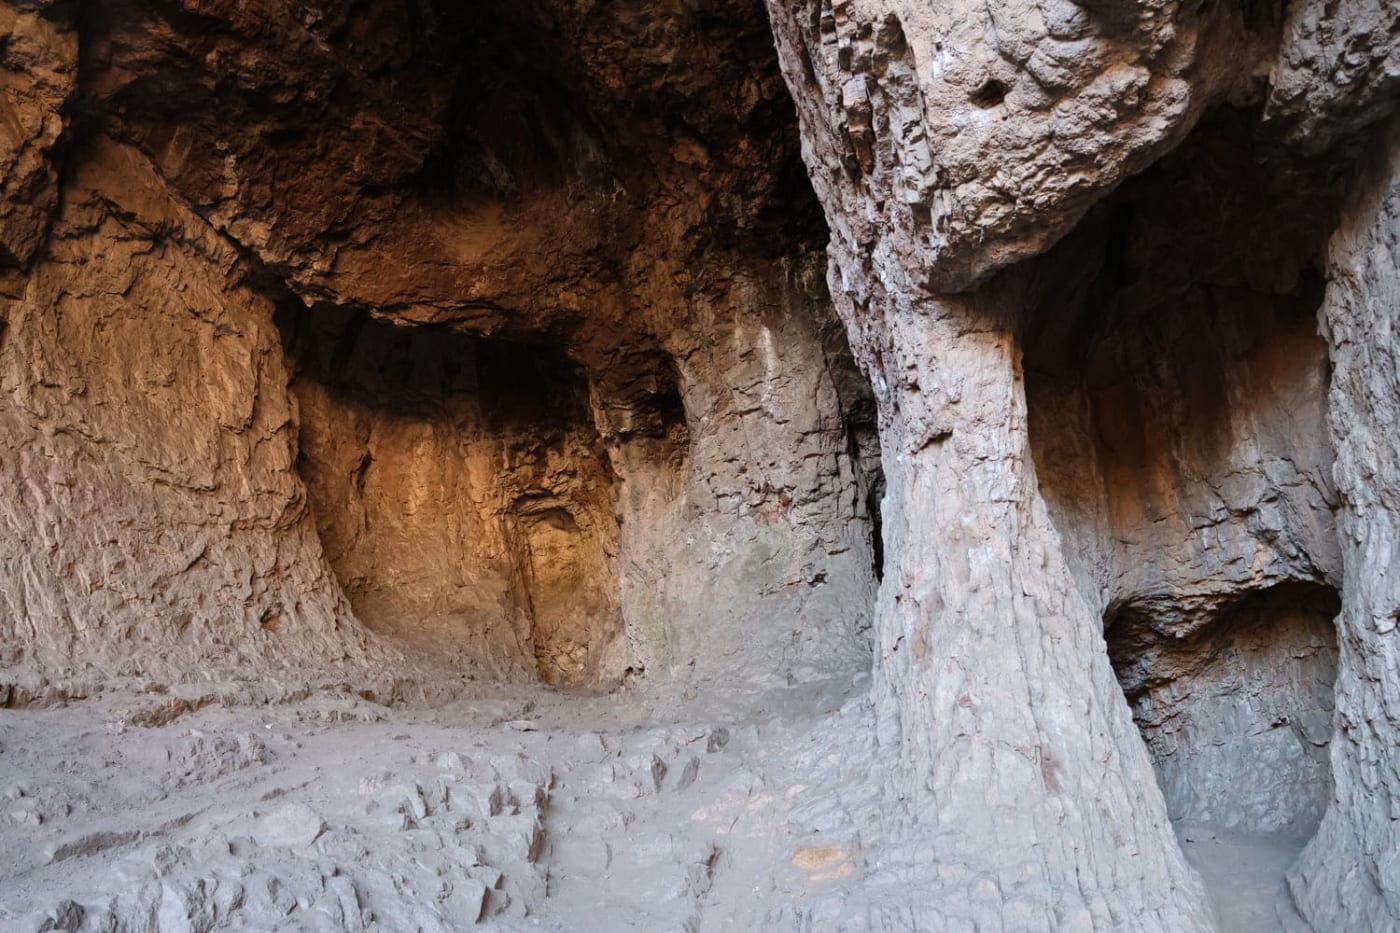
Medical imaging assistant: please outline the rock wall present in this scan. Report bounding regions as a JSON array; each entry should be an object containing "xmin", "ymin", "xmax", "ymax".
[
  {"xmin": 1115, "ymin": 582, "xmax": 1340, "ymax": 837},
  {"xmin": 0, "ymin": 2, "xmax": 71, "ymax": 271},
  {"xmin": 763, "ymin": 0, "xmax": 1399, "ymax": 929},
  {"xmin": 285, "ymin": 309, "xmax": 629, "ymax": 687},
  {"xmin": 1025, "ymin": 108, "xmax": 1342, "ymax": 624},
  {"xmin": 0, "ymin": 0, "xmax": 881, "ymax": 693},
  {"xmin": 1289, "ymin": 120, "xmax": 1400, "ymax": 931},
  {"xmin": 3, "ymin": 0, "xmax": 1400, "ymax": 929},
  {"xmin": 0, "ymin": 137, "xmax": 379, "ymax": 685},
  {"xmin": 1020, "ymin": 105, "xmax": 1348, "ymax": 849}
]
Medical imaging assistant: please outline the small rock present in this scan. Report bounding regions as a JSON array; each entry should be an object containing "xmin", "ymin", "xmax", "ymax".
[{"xmin": 253, "ymin": 803, "xmax": 326, "ymax": 849}]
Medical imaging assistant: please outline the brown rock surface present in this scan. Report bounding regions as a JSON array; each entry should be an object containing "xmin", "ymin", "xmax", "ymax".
[
  {"xmin": 0, "ymin": 1, "xmax": 73, "ymax": 272},
  {"xmin": 0, "ymin": 0, "xmax": 1398, "ymax": 930},
  {"xmin": 0, "ymin": 137, "xmax": 379, "ymax": 680},
  {"xmin": 0, "ymin": 0, "xmax": 881, "ymax": 691}
]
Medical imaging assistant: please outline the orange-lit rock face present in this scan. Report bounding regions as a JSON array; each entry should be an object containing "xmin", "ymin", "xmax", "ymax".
[
  {"xmin": 0, "ymin": 0, "xmax": 881, "ymax": 690},
  {"xmin": 286, "ymin": 309, "xmax": 630, "ymax": 687},
  {"xmin": 3, "ymin": 0, "xmax": 1400, "ymax": 930}
]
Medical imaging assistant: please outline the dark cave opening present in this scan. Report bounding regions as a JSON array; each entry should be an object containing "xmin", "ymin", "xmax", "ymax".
[
  {"xmin": 412, "ymin": 0, "xmax": 599, "ymax": 201},
  {"xmin": 1023, "ymin": 105, "xmax": 1347, "ymax": 843},
  {"xmin": 847, "ymin": 403, "xmax": 885, "ymax": 583},
  {"xmin": 969, "ymin": 78, "xmax": 1007, "ymax": 109},
  {"xmin": 1108, "ymin": 582, "xmax": 1340, "ymax": 837},
  {"xmin": 277, "ymin": 304, "xmax": 628, "ymax": 688}
]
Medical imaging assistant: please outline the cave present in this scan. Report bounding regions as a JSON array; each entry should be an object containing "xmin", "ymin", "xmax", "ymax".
[
  {"xmin": 280, "ymin": 305, "xmax": 635, "ymax": 688},
  {"xmin": 1023, "ymin": 105, "xmax": 1351, "ymax": 918},
  {"xmin": 1109, "ymin": 582, "xmax": 1340, "ymax": 837},
  {"xmin": 3, "ymin": 0, "xmax": 1400, "ymax": 930}
]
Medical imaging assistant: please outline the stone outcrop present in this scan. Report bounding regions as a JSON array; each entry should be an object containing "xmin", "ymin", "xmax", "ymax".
[
  {"xmin": 0, "ymin": 136, "xmax": 379, "ymax": 681},
  {"xmin": 285, "ymin": 310, "xmax": 632, "ymax": 686},
  {"xmin": 2, "ymin": 0, "xmax": 1400, "ymax": 930},
  {"xmin": 0, "ymin": 0, "xmax": 880, "ymax": 692},
  {"xmin": 0, "ymin": 3, "xmax": 71, "ymax": 274},
  {"xmin": 764, "ymin": 0, "xmax": 1399, "ymax": 929},
  {"xmin": 1288, "ymin": 121, "xmax": 1400, "ymax": 931}
]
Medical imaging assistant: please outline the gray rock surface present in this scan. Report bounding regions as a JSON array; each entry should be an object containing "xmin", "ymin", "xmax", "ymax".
[
  {"xmin": 1288, "ymin": 120, "xmax": 1400, "ymax": 932},
  {"xmin": 1118, "ymin": 583, "xmax": 1339, "ymax": 838},
  {"xmin": 1, "ymin": 0, "xmax": 1400, "ymax": 930},
  {"xmin": 763, "ymin": 0, "xmax": 1400, "ymax": 929}
]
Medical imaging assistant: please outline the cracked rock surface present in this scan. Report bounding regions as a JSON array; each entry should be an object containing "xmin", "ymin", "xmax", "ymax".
[{"xmin": 2, "ymin": 0, "xmax": 1400, "ymax": 930}]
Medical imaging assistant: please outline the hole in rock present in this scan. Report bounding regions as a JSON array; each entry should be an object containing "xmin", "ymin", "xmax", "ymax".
[
  {"xmin": 970, "ymin": 78, "xmax": 1007, "ymax": 108},
  {"xmin": 845, "ymin": 399, "xmax": 884, "ymax": 582},
  {"xmin": 280, "ymin": 304, "xmax": 628, "ymax": 688},
  {"xmin": 1107, "ymin": 582, "xmax": 1340, "ymax": 837},
  {"xmin": 1023, "ymin": 106, "xmax": 1349, "ymax": 908}
]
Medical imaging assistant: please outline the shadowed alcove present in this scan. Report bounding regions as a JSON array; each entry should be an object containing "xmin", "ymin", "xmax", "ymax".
[
  {"xmin": 280, "ymin": 305, "xmax": 627, "ymax": 687},
  {"xmin": 1025, "ymin": 107, "xmax": 1347, "ymax": 858}
]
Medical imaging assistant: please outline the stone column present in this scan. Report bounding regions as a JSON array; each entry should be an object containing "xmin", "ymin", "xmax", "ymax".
[
  {"xmin": 762, "ymin": 0, "xmax": 1216, "ymax": 925},
  {"xmin": 842, "ymin": 271, "xmax": 1212, "ymax": 928}
]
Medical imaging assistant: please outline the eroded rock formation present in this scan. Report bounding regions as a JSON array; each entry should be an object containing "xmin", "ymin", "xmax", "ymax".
[
  {"xmin": 765, "ymin": 0, "xmax": 1398, "ymax": 928},
  {"xmin": 0, "ymin": 0, "xmax": 880, "ymax": 694},
  {"xmin": 1290, "ymin": 122, "xmax": 1400, "ymax": 930},
  {"xmin": 1, "ymin": 0, "xmax": 1398, "ymax": 930},
  {"xmin": 285, "ymin": 310, "xmax": 634, "ymax": 686}
]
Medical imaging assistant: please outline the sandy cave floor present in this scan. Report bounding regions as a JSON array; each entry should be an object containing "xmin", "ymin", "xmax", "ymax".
[
  {"xmin": 0, "ymin": 672, "xmax": 881, "ymax": 932},
  {"xmin": 1176, "ymin": 826, "xmax": 1311, "ymax": 932},
  {"xmin": 0, "ymin": 673, "xmax": 1315, "ymax": 931}
]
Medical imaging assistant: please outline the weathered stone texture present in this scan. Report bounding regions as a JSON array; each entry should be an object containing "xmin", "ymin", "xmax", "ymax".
[
  {"xmin": 1289, "ymin": 121, "xmax": 1400, "ymax": 932},
  {"xmin": 0, "ymin": 0, "xmax": 880, "ymax": 694},
  {"xmin": 1115, "ymin": 583, "xmax": 1340, "ymax": 837},
  {"xmin": 1013, "ymin": 110, "xmax": 1351, "ymax": 863},
  {"xmin": 3, "ymin": 0, "xmax": 1400, "ymax": 929},
  {"xmin": 851, "ymin": 289, "xmax": 1212, "ymax": 929},
  {"xmin": 286, "ymin": 313, "xmax": 627, "ymax": 686},
  {"xmin": 764, "ymin": 0, "xmax": 1400, "ymax": 929},
  {"xmin": 1268, "ymin": 0, "xmax": 1400, "ymax": 148},
  {"xmin": 1026, "ymin": 110, "xmax": 1342, "ymax": 630},
  {"xmin": 0, "ymin": 139, "xmax": 377, "ymax": 681},
  {"xmin": 0, "ymin": 1, "xmax": 74, "ymax": 272},
  {"xmin": 763, "ymin": 0, "xmax": 1275, "ymax": 291}
]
